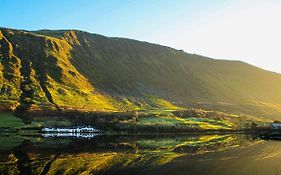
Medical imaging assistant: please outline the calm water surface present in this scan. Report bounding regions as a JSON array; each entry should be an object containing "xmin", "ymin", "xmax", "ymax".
[{"xmin": 0, "ymin": 133, "xmax": 280, "ymax": 175}]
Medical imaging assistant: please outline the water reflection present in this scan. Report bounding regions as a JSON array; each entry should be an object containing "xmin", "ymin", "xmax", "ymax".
[
  {"xmin": 0, "ymin": 133, "xmax": 274, "ymax": 175},
  {"xmin": 42, "ymin": 132, "xmax": 99, "ymax": 138}
]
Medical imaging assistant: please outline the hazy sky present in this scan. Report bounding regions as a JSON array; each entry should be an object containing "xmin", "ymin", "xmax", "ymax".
[{"xmin": 1, "ymin": 0, "xmax": 281, "ymax": 73}]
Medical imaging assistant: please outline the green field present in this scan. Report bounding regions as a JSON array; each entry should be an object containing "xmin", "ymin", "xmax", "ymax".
[
  {"xmin": 135, "ymin": 116, "xmax": 234, "ymax": 130},
  {"xmin": 0, "ymin": 113, "xmax": 24, "ymax": 128}
]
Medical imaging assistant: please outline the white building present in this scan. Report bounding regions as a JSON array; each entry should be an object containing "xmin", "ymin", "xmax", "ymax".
[{"xmin": 42, "ymin": 126, "xmax": 100, "ymax": 133}]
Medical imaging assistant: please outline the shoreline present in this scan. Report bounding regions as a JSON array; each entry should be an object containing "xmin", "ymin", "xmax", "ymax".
[
  {"xmin": 0, "ymin": 109, "xmax": 274, "ymax": 134},
  {"xmin": 1, "ymin": 127, "xmax": 280, "ymax": 135}
]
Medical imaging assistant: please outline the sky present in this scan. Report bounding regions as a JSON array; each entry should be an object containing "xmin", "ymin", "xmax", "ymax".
[{"xmin": 1, "ymin": 0, "xmax": 281, "ymax": 73}]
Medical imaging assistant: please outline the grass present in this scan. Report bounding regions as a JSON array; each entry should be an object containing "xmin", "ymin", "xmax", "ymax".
[
  {"xmin": 47, "ymin": 80, "xmax": 118, "ymax": 111},
  {"xmin": 0, "ymin": 113, "xmax": 73, "ymax": 130},
  {"xmin": 0, "ymin": 113, "xmax": 24, "ymax": 128},
  {"xmin": 135, "ymin": 115, "xmax": 234, "ymax": 130},
  {"xmin": 23, "ymin": 117, "xmax": 72, "ymax": 128},
  {"xmin": 146, "ymin": 95, "xmax": 181, "ymax": 110}
]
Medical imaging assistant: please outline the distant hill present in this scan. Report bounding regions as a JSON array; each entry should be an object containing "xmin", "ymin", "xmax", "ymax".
[{"xmin": 1, "ymin": 27, "xmax": 281, "ymax": 119}]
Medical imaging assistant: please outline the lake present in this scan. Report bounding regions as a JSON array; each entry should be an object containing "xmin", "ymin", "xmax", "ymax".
[{"xmin": 0, "ymin": 132, "xmax": 281, "ymax": 175}]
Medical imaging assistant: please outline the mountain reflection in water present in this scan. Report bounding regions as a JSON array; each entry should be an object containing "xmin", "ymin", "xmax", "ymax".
[{"xmin": 0, "ymin": 133, "xmax": 281, "ymax": 175}]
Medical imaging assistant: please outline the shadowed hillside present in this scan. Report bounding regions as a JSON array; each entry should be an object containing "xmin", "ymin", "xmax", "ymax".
[{"xmin": 1, "ymin": 27, "xmax": 281, "ymax": 119}]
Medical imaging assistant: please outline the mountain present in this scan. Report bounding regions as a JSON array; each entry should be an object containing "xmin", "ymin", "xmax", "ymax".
[{"xmin": 1, "ymin": 27, "xmax": 281, "ymax": 119}]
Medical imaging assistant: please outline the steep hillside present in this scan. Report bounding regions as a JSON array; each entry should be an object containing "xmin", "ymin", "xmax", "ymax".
[{"xmin": 1, "ymin": 27, "xmax": 281, "ymax": 119}]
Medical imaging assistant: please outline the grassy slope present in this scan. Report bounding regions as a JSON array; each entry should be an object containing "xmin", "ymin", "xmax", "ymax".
[
  {"xmin": 44, "ymin": 30, "xmax": 281, "ymax": 118},
  {"xmin": 0, "ymin": 28, "xmax": 178, "ymax": 113},
  {"xmin": 1, "ymin": 28, "xmax": 281, "ymax": 119}
]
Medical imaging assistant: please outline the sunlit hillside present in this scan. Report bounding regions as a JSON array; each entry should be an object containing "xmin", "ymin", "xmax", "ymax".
[{"xmin": 1, "ymin": 27, "xmax": 281, "ymax": 119}]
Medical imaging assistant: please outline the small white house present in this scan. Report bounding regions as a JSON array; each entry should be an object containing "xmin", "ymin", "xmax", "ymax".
[{"xmin": 42, "ymin": 126, "xmax": 100, "ymax": 133}]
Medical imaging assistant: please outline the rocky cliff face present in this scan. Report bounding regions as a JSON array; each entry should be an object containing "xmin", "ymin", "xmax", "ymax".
[{"xmin": 1, "ymin": 28, "xmax": 281, "ymax": 118}]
